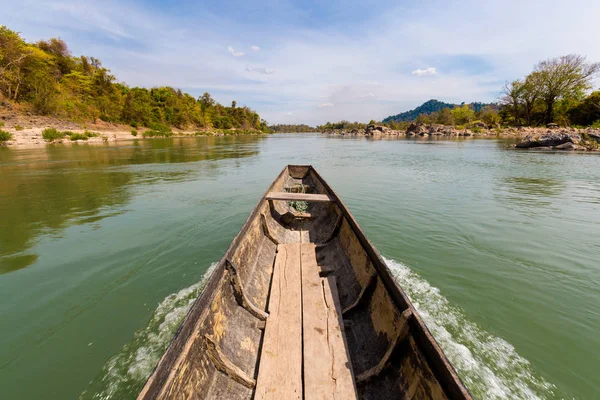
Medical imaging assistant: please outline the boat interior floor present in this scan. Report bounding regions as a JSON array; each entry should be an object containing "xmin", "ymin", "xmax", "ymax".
[{"xmin": 254, "ymin": 241, "xmax": 358, "ymax": 400}]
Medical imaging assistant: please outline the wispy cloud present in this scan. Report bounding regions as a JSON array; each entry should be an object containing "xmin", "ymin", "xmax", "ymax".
[
  {"xmin": 250, "ymin": 45, "xmax": 261, "ymax": 51},
  {"xmin": 318, "ymin": 103, "xmax": 334, "ymax": 108},
  {"xmin": 412, "ymin": 67, "xmax": 437, "ymax": 76},
  {"xmin": 228, "ymin": 46, "xmax": 244, "ymax": 57},
  {"xmin": 245, "ymin": 66, "xmax": 275, "ymax": 75},
  {"xmin": 361, "ymin": 93, "xmax": 375, "ymax": 98}
]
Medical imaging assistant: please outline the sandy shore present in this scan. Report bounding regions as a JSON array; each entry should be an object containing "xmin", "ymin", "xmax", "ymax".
[{"xmin": 0, "ymin": 114, "xmax": 262, "ymax": 148}]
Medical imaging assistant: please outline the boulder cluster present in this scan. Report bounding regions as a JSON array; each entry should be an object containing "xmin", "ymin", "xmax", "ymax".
[{"xmin": 321, "ymin": 123, "xmax": 600, "ymax": 151}]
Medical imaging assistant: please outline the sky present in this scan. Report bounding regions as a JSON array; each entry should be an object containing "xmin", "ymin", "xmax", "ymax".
[{"xmin": 2, "ymin": 0, "xmax": 600, "ymax": 125}]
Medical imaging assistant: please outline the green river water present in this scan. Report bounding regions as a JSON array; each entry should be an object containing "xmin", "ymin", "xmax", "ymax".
[{"xmin": 1, "ymin": 134, "xmax": 599, "ymax": 399}]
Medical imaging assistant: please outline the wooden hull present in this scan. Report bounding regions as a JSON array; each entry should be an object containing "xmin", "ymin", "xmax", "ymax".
[{"xmin": 139, "ymin": 165, "xmax": 471, "ymax": 400}]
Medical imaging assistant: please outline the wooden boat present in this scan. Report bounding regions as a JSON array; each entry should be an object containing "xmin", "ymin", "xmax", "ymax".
[{"xmin": 139, "ymin": 165, "xmax": 471, "ymax": 400}]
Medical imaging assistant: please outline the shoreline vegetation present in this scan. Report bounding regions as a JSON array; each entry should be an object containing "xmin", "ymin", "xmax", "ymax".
[
  {"xmin": 0, "ymin": 25, "xmax": 269, "ymax": 147},
  {"xmin": 2, "ymin": 22, "xmax": 599, "ymax": 152}
]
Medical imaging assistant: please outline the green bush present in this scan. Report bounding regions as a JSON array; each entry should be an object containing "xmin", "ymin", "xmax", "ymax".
[
  {"xmin": 471, "ymin": 126, "xmax": 483, "ymax": 133},
  {"xmin": 131, "ymin": 129, "xmax": 138, "ymax": 137},
  {"xmin": 592, "ymin": 120, "xmax": 600, "ymax": 129},
  {"xmin": 130, "ymin": 121, "xmax": 138, "ymax": 128},
  {"xmin": 142, "ymin": 130, "xmax": 173, "ymax": 138},
  {"xmin": 69, "ymin": 133, "xmax": 89, "ymax": 141},
  {"xmin": 147, "ymin": 122, "xmax": 172, "ymax": 133},
  {"xmin": 0, "ymin": 122, "xmax": 4, "ymax": 127},
  {"xmin": 194, "ymin": 131, "xmax": 211, "ymax": 136},
  {"xmin": 42, "ymin": 128, "xmax": 66, "ymax": 141},
  {"xmin": 84, "ymin": 130, "xmax": 99, "ymax": 138},
  {"xmin": 0, "ymin": 130, "xmax": 13, "ymax": 142},
  {"xmin": 15, "ymin": 125, "xmax": 24, "ymax": 131}
]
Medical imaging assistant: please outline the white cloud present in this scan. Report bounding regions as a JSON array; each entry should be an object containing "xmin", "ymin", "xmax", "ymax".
[
  {"xmin": 285, "ymin": 111, "xmax": 293, "ymax": 115},
  {"xmin": 245, "ymin": 66, "xmax": 275, "ymax": 74},
  {"xmin": 250, "ymin": 45, "xmax": 261, "ymax": 51},
  {"xmin": 412, "ymin": 67, "xmax": 437, "ymax": 76},
  {"xmin": 318, "ymin": 103, "xmax": 334, "ymax": 108},
  {"xmin": 361, "ymin": 93, "xmax": 375, "ymax": 98},
  {"xmin": 228, "ymin": 46, "xmax": 244, "ymax": 57}
]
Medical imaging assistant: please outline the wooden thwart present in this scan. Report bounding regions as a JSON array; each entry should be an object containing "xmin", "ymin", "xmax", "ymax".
[
  {"xmin": 301, "ymin": 243, "xmax": 358, "ymax": 399},
  {"xmin": 266, "ymin": 192, "xmax": 335, "ymax": 202},
  {"xmin": 254, "ymin": 243, "xmax": 303, "ymax": 400}
]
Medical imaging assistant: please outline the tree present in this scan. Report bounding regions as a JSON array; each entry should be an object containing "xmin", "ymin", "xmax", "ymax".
[
  {"xmin": 568, "ymin": 91, "xmax": 600, "ymax": 126},
  {"xmin": 480, "ymin": 107, "xmax": 500, "ymax": 127},
  {"xmin": 500, "ymin": 80, "xmax": 524, "ymax": 126},
  {"xmin": 534, "ymin": 54, "xmax": 600, "ymax": 123},
  {"xmin": 450, "ymin": 104, "xmax": 475, "ymax": 125},
  {"xmin": 520, "ymin": 73, "xmax": 541, "ymax": 126},
  {"xmin": 436, "ymin": 108, "xmax": 454, "ymax": 125}
]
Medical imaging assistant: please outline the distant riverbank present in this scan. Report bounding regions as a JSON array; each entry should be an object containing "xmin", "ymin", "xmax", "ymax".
[
  {"xmin": 0, "ymin": 114, "xmax": 267, "ymax": 148},
  {"xmin": 322, "ymin": 123, "xmax": 600, "ymax": 151}
]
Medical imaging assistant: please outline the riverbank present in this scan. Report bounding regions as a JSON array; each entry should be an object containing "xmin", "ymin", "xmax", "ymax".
[
  {"xmin": 0, "ymin": 114, "xmax": 267, "ymax": 147},
  {"xmin": 322, "ymin": 123, "xmax": 600, "ymax": 151}
]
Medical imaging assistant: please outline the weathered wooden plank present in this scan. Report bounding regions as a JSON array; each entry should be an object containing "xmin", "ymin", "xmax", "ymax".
[
  {"xmin": 301, "ymin": 243, "xmax": 358, "ymax": 400},
  {"xmin": 254, "ymin": 243, "xmax": 303, "ymax": 400},
  {"xmin": 265, "ymin": 192, "xmax": 335, "ymax": 202}
]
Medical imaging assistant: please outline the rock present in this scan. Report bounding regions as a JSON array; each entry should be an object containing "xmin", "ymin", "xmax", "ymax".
[
  {"xmin": 547, "ymin": 123, "xmax": 559, "ymax": 129},
  {"xmin": 516, "ymin": 133, "xmax": 573, "ymax": 148},
  {"xmin": 553, "ymin": 142, "xmax": 575, "ymax": 150}
]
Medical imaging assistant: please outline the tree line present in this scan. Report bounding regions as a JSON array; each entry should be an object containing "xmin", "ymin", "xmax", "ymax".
[
  {"xmin": 501, "ymin": 54, "xmax": 600, "ymax": 127},
  {"xmin": 326, "ymin": 54, "xmax": 600, "ymax": 131},
  {"xmin": 0, "ymin": 26, "xmax": 269, "ymax": 132},
  {"xmin": 269, "ymin": 124, "xmax": 316, "ymax": 133}
]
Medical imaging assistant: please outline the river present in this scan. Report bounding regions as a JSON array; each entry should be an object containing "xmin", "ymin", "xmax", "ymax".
[{"xmin": 1, "ymin": 134, "xmax": 599, "ymax": 399}]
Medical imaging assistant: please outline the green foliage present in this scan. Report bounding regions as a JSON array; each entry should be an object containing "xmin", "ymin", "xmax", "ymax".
[
  {"xmin": 470, "ymin": 126, "xmax": 483, "ymax": 133},
  {"xmin": 317, "ymin": 121, "xmax": 366, "ymax": 131},
  {"xmin": 581, "ymin": 132, "xmax": 599, "ymax": 150},
  {"xmin": 451, "ymin": 105, "xmax": 475, "ymax": 125},
  {"xmin": 142, "ymin": 130, "xmax": 173, "ymax": 138},
  {"xmin": 130, "ymin": 129, "xmax": 138, "ymax": 136},
  {"xmin": 0, "ymin": 25, "xmax": 268, "ymax": 133},
  {"xmin": 68, "ymin": 133, "xmax": 88, "ymax": 141},
  {"xmin": 84, "ymin": 130, "xmax": 99, "ymax": 138},
  {"xmin": 14, "ymin": 125, "xmax": 24, "ymax": 131},
  {"xmin": 0, "ymin": 122, "xmax": 4, "ymax": 127},
  {"xmin": 0, "ymin": 130, "xmax": 13, "ymax": 141},
  {"xmin": 270, "ymin": 124, "xmax": 316, "ymax": 133},
  {"xmin": 42, "ymin": 128, "xmax": 66, "ymax": 141},
  {"xmin": 592, "ymin": 120, "xmax": 600, "ymax": 129}
]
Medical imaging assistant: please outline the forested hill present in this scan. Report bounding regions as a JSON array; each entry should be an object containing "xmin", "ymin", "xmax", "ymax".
[
  {"xmin": 382, "ymin": 99, "xmax": 495, "ymax": 123},
  {"xmin": 0, "ymin": 26, "xmax": 269, "ymax": 132}
]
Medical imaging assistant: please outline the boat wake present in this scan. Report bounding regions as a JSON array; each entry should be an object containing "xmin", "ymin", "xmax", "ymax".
[
  {"xmin": 80, "ymin": 263, "xmax": 217, "ymax": 400},
  {"xmin": 83, "ymin": 259, "xmax": 556, "ymax": 400},
  {"xmin": 383, "ymin": 257, "xmax": 556, "ymax": 400}
]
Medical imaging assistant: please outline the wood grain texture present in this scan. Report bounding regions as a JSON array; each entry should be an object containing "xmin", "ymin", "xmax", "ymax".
[
  {"xmin": 266, "ymin": 192, "xmax": 335, "ymax": 202},
  {"xmin": 254, "ymin": 243, "xmax": 303, "ymax": 400},
  {"xmin": 301, "ymin": 243, "xmax": 358, "ymax": 400}
]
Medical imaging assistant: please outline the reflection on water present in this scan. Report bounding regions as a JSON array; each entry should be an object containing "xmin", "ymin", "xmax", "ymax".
[
  {"xmin": 0, "ymin": 136, "xmax": 264, "ymax": 273},
  {"xmin": 497, "ymin": 176, "xmax": 566, "ymax": 210}
]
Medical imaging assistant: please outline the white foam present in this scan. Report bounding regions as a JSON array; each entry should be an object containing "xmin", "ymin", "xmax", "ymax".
[
  {"xmin": 383, "ymin": 257, "xmax": 556, "ymax": 399},
  {"xmin": 82, "ymin": 263, "xmax": 217, "ymax": 400}
]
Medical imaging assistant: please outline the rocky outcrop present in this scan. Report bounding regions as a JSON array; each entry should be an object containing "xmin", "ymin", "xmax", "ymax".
[{"xmin": 516, "ymin": 132, "xmax": 576, "ymax": 148}]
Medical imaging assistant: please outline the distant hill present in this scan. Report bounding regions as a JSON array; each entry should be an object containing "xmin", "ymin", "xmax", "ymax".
[{"xmin": 382, "ymin": 99, "xmax": 496, "ymax": 123}]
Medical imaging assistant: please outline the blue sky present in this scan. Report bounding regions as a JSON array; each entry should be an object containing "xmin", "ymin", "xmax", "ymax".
[{"xmin": 2, "ymin": 0, "xmax": 600, "ymax": 125}]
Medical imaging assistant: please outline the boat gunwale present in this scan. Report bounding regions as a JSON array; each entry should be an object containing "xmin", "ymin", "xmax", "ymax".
[
  {"xmin": 310, "ymin": 166, "xmax": 472, "ymax": 400},
  {"xmin": 138, "ymin": 165, "xmax": 292, "ymax": 399}
]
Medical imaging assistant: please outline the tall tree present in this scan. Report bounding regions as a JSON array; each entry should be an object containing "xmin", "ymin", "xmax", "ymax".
[
  {"xmin": 534, "ymin": 54, "xmax": 600, "ymax": 123},
  {"xmin": 500, "ymin": 80, "xmax": 524, "ymax": 126}
]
